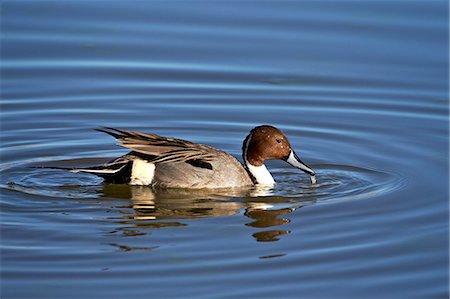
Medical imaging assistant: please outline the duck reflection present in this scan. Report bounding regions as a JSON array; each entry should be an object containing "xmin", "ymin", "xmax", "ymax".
[
  {"xmin": 245, "ymin": 207, "xmax": 293, "ymax": 242},
  {"xmin": 100, "ymin": 183, "xmax": 310, "ymax": 242}
]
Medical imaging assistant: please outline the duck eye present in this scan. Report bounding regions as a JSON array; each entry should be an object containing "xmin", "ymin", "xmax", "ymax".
[{"xmin": 276, "ymin": 138, "xmax": 282, "ymax": 143}]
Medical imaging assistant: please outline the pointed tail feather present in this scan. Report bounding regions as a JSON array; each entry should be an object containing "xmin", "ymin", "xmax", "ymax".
[{"xmin": 34, "ymin": 161, "xmax": 133, "ymax": 184}]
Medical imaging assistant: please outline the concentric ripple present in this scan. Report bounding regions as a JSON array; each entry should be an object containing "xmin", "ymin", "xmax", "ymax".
[
  {"xmin": 270, "ymin": 163, "xmax": 405, "ymax": 205},
  {"xmin": 0, "ymin": 158, "xmax": 404, "ymax": 211}
]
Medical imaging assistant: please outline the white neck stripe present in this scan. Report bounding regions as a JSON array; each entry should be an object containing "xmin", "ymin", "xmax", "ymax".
[
  {"xmin": 246, "ymin": 163, "xmax": 275, "ymax": 186},
  {"xmin": 243, "ymin": 133, "xmax": 275, "ymax": 186},
  {"xmin": 243, "ymin": 132, "xmax": 252, "ymax": 165}
]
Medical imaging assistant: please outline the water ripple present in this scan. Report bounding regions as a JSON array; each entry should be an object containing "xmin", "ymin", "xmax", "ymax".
[{"xmin": 1, "ymin": 158, "xmax": 405, "ymax": 212}]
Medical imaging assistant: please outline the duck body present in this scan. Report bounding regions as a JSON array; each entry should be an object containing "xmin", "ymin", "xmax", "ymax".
[
  {"xmin": 127, "ymin": 147, "xmax": 253, "ymax": 188},
  {"xmin": 69, "ymin": 126, "xmax": 315, "ymax": 189}
]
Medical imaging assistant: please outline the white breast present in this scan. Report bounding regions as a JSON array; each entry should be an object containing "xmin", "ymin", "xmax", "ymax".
[
  {"xmin": 246, "ymin": 163, "xmax": 275, "ymax": 186},
  {"xmin": 243, "ymin": 132, "xmax": 276, "ymax": 186}
]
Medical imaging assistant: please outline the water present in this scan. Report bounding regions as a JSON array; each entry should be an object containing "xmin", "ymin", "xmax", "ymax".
[{"xmin": 1, "ymin": 1, "xmax": 448, "ymax": 298}]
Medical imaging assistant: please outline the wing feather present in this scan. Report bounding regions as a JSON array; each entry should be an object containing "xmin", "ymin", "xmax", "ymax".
[{"xmin": 98, "ymin": 127, "xmax": 216, "ymax": 166}]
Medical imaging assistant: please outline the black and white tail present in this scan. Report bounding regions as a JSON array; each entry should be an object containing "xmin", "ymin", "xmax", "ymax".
[{"xmin": 37, "ymin": 159, "xmax": 133, "ymax": 184}]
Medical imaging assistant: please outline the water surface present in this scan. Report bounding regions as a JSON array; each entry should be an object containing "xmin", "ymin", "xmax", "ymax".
[{"xmin": 1, "ymin": 1, "xmax": 449, "ymax": 298}]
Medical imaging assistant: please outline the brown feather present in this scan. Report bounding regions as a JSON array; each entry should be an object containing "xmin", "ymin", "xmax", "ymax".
[{"xmin": 98, "ymin": 127, "xmax": 215, "ymax": 165}]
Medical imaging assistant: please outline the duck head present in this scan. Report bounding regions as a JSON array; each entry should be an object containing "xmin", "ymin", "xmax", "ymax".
[{"xmin": 242, "ymin": 125, "xmax": 315, "ymax": 185}]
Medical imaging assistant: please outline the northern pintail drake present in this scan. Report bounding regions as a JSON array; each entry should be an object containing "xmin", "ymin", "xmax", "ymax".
[{"xmin": 70, "ymin": 125, "xmax": 316, "ymax": 189}]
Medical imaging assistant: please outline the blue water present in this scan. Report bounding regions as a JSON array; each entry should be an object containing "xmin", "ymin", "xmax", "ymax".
[{"xmin": 1, "ymin": 1, "xmax": 449, "ymax": 298}]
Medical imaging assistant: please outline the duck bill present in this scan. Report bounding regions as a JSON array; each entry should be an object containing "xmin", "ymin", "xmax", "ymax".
[{"xmin": 285, "ymin": 151, "xmax": 315, "ymax": 176}]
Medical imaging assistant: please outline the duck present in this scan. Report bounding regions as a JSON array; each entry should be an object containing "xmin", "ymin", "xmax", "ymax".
[{"xmin": 68, "ymin": 125, "xmax": 316, "ymax": 189}]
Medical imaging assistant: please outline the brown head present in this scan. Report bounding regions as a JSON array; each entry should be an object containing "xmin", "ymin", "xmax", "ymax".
[{"xmin": 242, "ymin": 125, "xmax": 315, "ymax": 177}]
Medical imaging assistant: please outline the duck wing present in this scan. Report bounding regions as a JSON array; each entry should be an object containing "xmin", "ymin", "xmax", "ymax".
[{"xmin": 97, "ymin": 127, "xmax": 216, "ymax": 165}]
